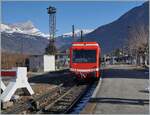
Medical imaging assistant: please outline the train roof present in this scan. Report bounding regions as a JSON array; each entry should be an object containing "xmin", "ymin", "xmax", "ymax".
[
  {"xmin": 72, "ymin": 42, "xmax": 100, "ymax": 47},
  {"xmin": 72, "ymin": 42, "xmax": 99, "ymax": 45}
]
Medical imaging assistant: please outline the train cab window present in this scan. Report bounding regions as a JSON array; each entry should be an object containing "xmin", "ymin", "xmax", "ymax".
[{"xmin": 72, "ymin": 50, "xmax": 96, "ymax": 63}]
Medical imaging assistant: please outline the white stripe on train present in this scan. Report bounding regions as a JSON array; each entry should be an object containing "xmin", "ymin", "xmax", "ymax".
[{"xmin": 70, "ymin": 68, "xmax": 99, "ymax": 72}]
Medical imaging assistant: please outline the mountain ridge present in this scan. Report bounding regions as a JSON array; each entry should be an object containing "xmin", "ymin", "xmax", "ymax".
[
  {"xmin": 1, "ymin": 2, "xmax": 149, "ymax": 55},
  {"xmin": 84, "ymin": 1, "xmax": 149, "ymax": 54}
]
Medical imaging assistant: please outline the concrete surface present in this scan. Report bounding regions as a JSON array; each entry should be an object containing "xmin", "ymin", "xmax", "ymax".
[{"xmin": 82, "ymin": 65, "xmax": 149, "ymax": 114}]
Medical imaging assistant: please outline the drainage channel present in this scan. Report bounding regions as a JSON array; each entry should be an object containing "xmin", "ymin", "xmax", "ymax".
[{"xmin": 70, "ymin": 81, "xmax": 97, "ymax": 114}]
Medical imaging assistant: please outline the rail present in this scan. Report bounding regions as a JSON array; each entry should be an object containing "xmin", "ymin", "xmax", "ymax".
[
  {"xmin": 4, "ymin": 82, "xmax": 92, "ymax": 114},
  {"xmin": 39, "ymin": 84, "xmax": 91, "ymax": 114},
  {"xmin": 4, "ymin": 84, "xmax": 63, "ymax": 114}
]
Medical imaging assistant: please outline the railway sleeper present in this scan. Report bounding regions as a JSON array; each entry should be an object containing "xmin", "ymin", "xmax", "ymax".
[
  {"xmin": 64, "ymin": 95, "xmax": 79, "ymax": 100},
  {"xmin": 62, "ymin": 97, "xmax": 74, "ymax": 101},
  {"xmin": 65, "ymin": 94, "xmax": 74, "ymax": 97},
  {"xmin": 42, "ymin": 86, "xmax": 89, "ymax": 114},
  {"xmin": 47, "ymin": 106, "xmax": 68, "ymax": 113},
  {"xmin": 54, "ymin": 101, "xmax": 72, "ymax": 106},
  {"xmin": 56, "ymin": 99, "xmax": 73, "ymax": 103},
  {"xmin": 61, "ymin": 97, "xmax": 72, "ymax": 100},
  {"xmin": 43, "ymin": 100, "xmax": 73, "ymax": 113},
  {"xmin": 44, "ymin": 110, "xmax": 64, "ymax": 114}
]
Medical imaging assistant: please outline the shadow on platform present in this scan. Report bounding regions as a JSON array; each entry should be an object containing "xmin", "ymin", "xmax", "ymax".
[
  {"xmin": 89, "ymin": 97, "xmax": 149, "ymax": 105},
  {"xmin": 102, "ymin": 69, "xmax": 149, "ymax": 79}
]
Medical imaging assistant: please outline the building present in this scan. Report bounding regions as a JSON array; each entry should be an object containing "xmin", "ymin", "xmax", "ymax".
[{"xmin": 29, "ymin": 55, "xmax": 55, "ymax": 72}]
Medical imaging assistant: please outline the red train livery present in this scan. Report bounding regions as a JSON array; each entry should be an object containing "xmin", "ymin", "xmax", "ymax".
[{"xmin": 70, "ymin": 42, "xmax": 101, "ymax": 80}]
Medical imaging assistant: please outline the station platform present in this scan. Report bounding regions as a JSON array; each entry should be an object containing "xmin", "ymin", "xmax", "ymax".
[{"xmin": 81, "ymin": 65, "xmax": 149, "ymax": 114}]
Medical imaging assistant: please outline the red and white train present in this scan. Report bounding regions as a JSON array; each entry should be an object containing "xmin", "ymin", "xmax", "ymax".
[{"xmin": 70, "ymin": 42, "xmax": 101, "ymax": 80}]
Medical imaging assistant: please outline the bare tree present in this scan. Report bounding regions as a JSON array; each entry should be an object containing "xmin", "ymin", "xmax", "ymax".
[{"xmin": 127, "ymin": 24, "xmax": 149, "ymax": 65}]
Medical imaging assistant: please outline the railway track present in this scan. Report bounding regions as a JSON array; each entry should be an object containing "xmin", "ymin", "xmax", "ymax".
[
  {"xmin": 4, "ymin": 84, "xmax": 64, "ymax": 114},
  {"xmin": 3, "ymin": 81, "xmax": 92, "ymax": 114},
  {"xmin": 39, "ymin": 83, "xmax": 91, "ymax": 114}
]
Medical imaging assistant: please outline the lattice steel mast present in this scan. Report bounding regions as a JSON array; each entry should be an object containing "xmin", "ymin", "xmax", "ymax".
[{"xmin": 45, "ymin": 6, "xmax": 57, "ymax": 55}]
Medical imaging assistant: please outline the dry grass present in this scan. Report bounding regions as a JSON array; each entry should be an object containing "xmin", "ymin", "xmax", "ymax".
[{"xmin": 1, "ymin": 52, "xmax": 29, "ymax": 69}]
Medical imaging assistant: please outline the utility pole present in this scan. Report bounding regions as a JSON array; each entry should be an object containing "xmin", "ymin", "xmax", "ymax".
[
  {"xmin": 81, "ymin": 30, "xmax": 83, "ymax": 42},
  {"xmin": 45, "ymin": 6, "xmax": 57, "ymax": 55},
  {"xmin": 72, "ymin": 25, "xmax": 75, "ymax": 42},
  {"xmin": 21, "ymin": 39, "xmax": 23, "ymax": 55}
]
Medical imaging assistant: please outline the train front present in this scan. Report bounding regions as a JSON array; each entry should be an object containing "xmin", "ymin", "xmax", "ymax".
[{"xmin": 70, "ymin": 42, "xmax": 100, "ymax": 80}]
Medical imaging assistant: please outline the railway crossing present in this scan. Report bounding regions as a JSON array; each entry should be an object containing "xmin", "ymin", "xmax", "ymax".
[{"xmin": 1, "ymin": 67, "xmax": 34, "ymax": 102}]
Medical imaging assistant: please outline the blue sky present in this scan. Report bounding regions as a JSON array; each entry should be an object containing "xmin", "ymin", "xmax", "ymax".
[{"xmin": 2, "ymin": 1, "xmax": 145, "ymax": 36}]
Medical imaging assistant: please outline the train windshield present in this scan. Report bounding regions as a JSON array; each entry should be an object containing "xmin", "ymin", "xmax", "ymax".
[{"xmin": 72, "ymin": 50, "xmax": 96, "ymax": 63}]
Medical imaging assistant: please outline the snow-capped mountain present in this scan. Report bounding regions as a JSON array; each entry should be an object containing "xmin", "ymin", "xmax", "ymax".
[
  {"xmin": 1, "ymin": 2, "xmax": 148, "ymax": 55},
  {"xmin": 1, "ymin": 23, "xmax": 23, "ymax": 33},
  {"xmin": 0, "ymin": 20, "xmax": 49, "ymax": 38},
  {"xmin": 55, "ymin": 29, "xmax": 94, "ymax": 51},
  {"xmin": 62, "ymin": 29, "xmax": 94, "ymax": 37},
  {"xmin": 1, "ymin": 20, "xmax": 93, "ymax": 38},
  {"xmin": 1, "ymin": 20, "xmax": 93, "ymax": 54}
]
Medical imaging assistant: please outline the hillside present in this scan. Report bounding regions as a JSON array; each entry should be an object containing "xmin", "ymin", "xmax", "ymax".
[
  {"xmin": 1, "ymin": 32, "xmax": 49, "ymax": 55},
  {"xmin": 85, "ymin": 2, "xmax": 149, "ymax": 54},
  {"xmin": 1, "ymin": 2, "xmax": 149, "ymax": 55},
  {"xmin": 1, "ymin": 22, "xmax": 92, "ymax": 54}
]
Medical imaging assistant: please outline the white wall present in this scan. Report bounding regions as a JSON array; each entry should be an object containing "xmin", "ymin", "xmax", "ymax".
[
  {"xmin": 44, "ymin": 55, "xmax": 55, "ymax": 72},
  {"xmin": 29, "ymin": 55, "xmax": 55, "ymax": 72}
]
